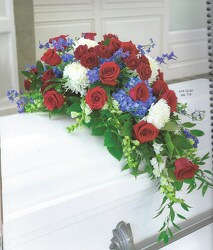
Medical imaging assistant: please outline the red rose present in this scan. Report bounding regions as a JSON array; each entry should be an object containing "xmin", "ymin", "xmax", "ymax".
[
  {"xmin": 139, "ymin": 55, "xmax": 149, "ymax": 64},
  {"xmin": 109, "ymin": 37, "xmax": 121, "ymax": 52},
  {"xmin": 129, "ymin": 82, "xmax": 150, "ymax": 102},
  {"xmin": 121, "ymin": 41, "xmax": 139, "ymax": 55},
  {"xmin": 49, "ymin": 35, "xmax": 68, "ymax": 43},
  {"xmin": 133, "ymin": 120, "xmax": 159, "ymax": 144},
  {"xmin": 80, "ymin": 52, "xmax": 99, "ymax": 69},
  {"xmin": 103, "ymin": 33, "xmax": 119, "ymax": 41},
  {"xmin": 41, "ymin": 49, "xmax": 62, "ymax": 66},
  {"xmin": 159, "ymin": 89, "xmax": 177, "ymax": 112},
  {"xmin": 136, "ymin": 62, "xmax": 152, "ymax": 81},
  {"xmin": 152, "ymin": 70, "xmax": 168, "ymax": 96},
  {"xmin": 74, "ymin": 45, "xmax": 88, "ymax": 60},
  {"xmin": 43, "ymin": 90, "xmax": 64, "ymax": 111},
  {"xmin": 152, "ymin": 80, "xmax": 168, "ymax": 97},
  {"xmin": 94, "ymin": 45, "xmax": 112, "ymax": 58},
  {"xmin": 24, "ymin": 79, "xmax": 31, "ymax": 91},
  {"xmin": 85, "ymin": 86, "xmax": 108, "ymax": 110},
  {"xmin": 174, "ymin": 158, "xmax": 199, "ymax": 181},
  {"xmin": 99, "ymin": 62, "xmax": 120, "ymax": 86},
  {"xmin": 82, "ymin": 32, "xmax": 97, "ymax": 40},
  {"xmin": 125, "ymin": 55, "xmax": 140, "ymax": 70},
  {"xmin": 42, "ymin": 69, "xmax": 56, "ymax": 84}
]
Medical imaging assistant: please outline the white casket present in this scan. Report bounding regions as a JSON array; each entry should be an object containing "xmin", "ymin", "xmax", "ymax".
[{"xmin": 0, "ymin": 79, "xmax": 212, "ymax": 250}]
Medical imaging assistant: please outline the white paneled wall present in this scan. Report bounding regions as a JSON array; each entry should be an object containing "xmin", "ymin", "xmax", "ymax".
[
  {"xmin": 0, "ymin": 0, "xmax": 19, "ymax": 116},
  {"xmin": 33, "ymin": 0, "xmax": 169, "ymax": 59},
  {"xmin": 33, "ymin": 0, "xmax": 209, "ymax": 81}
]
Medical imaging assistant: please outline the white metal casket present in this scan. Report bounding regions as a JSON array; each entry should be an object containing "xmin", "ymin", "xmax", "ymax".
[{"xmin": 0, "ymin": 79, "xmax": 212, "ymax": 250}]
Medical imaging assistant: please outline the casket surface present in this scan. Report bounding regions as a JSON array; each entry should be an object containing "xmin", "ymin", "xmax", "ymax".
[{"xmin": 0, "ymin": 79, "xmax": 212, "ymax": 250}]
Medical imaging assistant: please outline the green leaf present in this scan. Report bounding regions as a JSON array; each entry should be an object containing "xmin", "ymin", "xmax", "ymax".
[
  {"xmin": 190, "ymin": 129, "xmax": 205, "ymax": 137},
  {"xmin": 202, "ymin": 185, "xmax": 208, "ymax": 196},
  {"xmin": 103, "ymin": 38, "xmax": 110, "ymax": 46},
  {"xmin": 92, "ymin": 126, "xmax": 105, "ymax": 136},
  {"xmin": 21, "ymin": 70, "xmax": 35, "ymax": 78},
  {"xmin": 174, "ymin": 181, "xmax": 183, "ymax": 191},
  {"xmin": 165, "ymin": 132, "xmax": 174, "ymax": 159},
  {"xmin": 158, "ymin": 231, "xmax": 167, "ymax": 242},
  {"xmin": 172, "ymin": 221, "xmax": 181, "ymax": 230},
  {"xmin": 172, "ymin": 135, "xmax": 193, "ymax": 149},
  {"xmin": 120, "ymin": 120, "xmax": 132, "ymax": 137},
  {"xmin": 182, "ymin": 122, "xmax": 196, "ymax": 128},
  {"xmin": 122, "ymin": 164, "xmax": 130, "ymax": 171},
  {"xmin": 204, "ymin": 170, "xmax": 213, "ymax": 176},
  {"xmin": 104, "ymin": 130, "xmax": 114, "ymax": 147},
  {"xmin": 107, "ymin": 145, "xmax": 123, "ymax": 161},
  {"xmin": 168, "ymin": 228, "xmax": 173, "ymax": 238},
  {"xmin": 170, "ymin": 207, "xmax": 175, "ymax": 222},
  {"xmin": 36, "ymin": 60, "xmax": 44, "ymax": 74},
  {"xmin": 181, "ymin": 203, "xmax": 190, "ymax": 211},
  {"xmin": 68, "ymin": 102, "xmax": 82, "ymax": 112},
  {"xmin": 177, "ymin": 213, "xmax": 187, "ymax": 220},
  {"xmin": 43, "ymin": 83, "xmax": 62, "ymax": 93},
  {"xmin": 160, "ymin": 196, "xmax": 168, "ymax": 208},
  {"xmin": 30, "ymin": 79, "xmax": 36, "ymax": 91},
  {"xmin": 163, "ymin": 234, "xmax": 169, "ymax": 244},
  {"xmin": 162, "ymin": 121, "xmax": 179, "ymax": 131},
  {"xmin": 48, "ymin": 78, "xmax": 67, "ymax": 83},
  {"xmin": 67, "ymin": 96, "xmax": 81, "ymax": 103}
]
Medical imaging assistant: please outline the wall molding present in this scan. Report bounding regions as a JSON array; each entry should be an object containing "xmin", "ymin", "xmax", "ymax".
[{"xmin": 164, "ymin": 28, "xmax": 209, "ymax": 80}]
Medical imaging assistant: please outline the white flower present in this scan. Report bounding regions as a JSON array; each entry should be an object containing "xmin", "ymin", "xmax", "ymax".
[
  {"xmin": 145, "ymin": 99, "xmax": 170, "ymax": 129},
  {"xmin": 73, "ymin": 38, "xmax": 98, "ymax": 50},
  {"xmin": 151, "ymin": 156, "xmax": 167, "ymax": 178},
  {"xmin": 146, "ymin": 55, "xmax": 159, "ymax": 82},
  {"xmin": 71, "ymin": 111, "xmax": 80, "ymax": 118},
  {"xmin": 63, "ymin": 62, "xmax": 89, "ymax": 96},
  {"xmin": 153, "ymin": 141, "xmax": 163, "ymax": 154}
]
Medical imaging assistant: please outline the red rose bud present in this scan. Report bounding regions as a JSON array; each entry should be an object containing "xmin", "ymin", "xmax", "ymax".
[
  {"xmin": 49, "ymin": 35, "xmax": 68, "ymax": 43},
  {"xmin": 139, "ymin": 55, "xmax": 149, "ymax": 64},
  {"xmin": 74, "ymin": 45, "xmax": 88, "ymax": 60},
  {"xmin": 136, "ymin": 62, "xmax": 152, "ymax": 81},
  {"xmin": 125, "ymin": 55, "xmax": 140, "ymax": 70},
  {"xmin": 41, "ymin": 69, "xmax": 56, "ymax": 84},
  {"xmin": 43, "ymin": 90, "xmax": 64, "ymax": 110},
  {"xmin": 129, "ymin": 82, "xmax": 149, "ymax": 102},
  {"xmin": 24, "ymin": 79, "xmax": 31, "ymax": 91},
  {"xmin": 94, "ymin": 45, "xmax": 112, "ymax": 58},
  {"xmin": 41, "ymin": 49, "xmax": 62, "ymax": 66},
  {"xmin": 133, "ymin": 120, "xmax": 159, "ymax": 144},
  {"xmin": 174, "ymin": 158, "xmax": 199, "ymax": 181},
  {"xmin": 80, "ymin": 52, "xmax": 99, "ymax": 69},
  {"xmin": 121, "ymin": 41, "xmax": 139, "ymax": 55},
  {"xmin": 99, "ymin": 62, "xmax": 120, "ymax": 86},
  {"xmin": 159, "ymin": 89, "xmax": 177, "ymax": 112},
  {"xmin": 152, "ymin": 70, "xmax": 168, "ymax": 97},
  {"xmin": 85, "ymin": 86, "xmax": 108, "ymax": 110},
  {"xmin": 82, "ymin": 32, "xmax": 97, "ymax": 40}
]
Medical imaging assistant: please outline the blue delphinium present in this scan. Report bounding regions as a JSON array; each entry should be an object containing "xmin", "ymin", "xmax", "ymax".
[
  {"xmin": 53, "ymin": 67, "xmax": 63, "ymax": 78},
  {"xmin": 112, "ymin": 77, "xmax": 156, "ymax": 118},
  {"xmin": 182, "ymin": 129, "xmax": 199, "ymax": 148},
  {"xmin": 87, "ymin": 67, "xmax": 99, "ymax": 83},
  {"xmin": 61, "ymin": 53, "xmax": 74, "ymax": 63},
  {"xmin": 156, "ymin": 52, "xmax": 177, "ymax": 64},
  {"xmin": 138, "ymin": 38, "xmax": 156, "ymax": 54},
  {"xmin": 6, "ymin": 90, "xmax": 18, "ymax": 102}
]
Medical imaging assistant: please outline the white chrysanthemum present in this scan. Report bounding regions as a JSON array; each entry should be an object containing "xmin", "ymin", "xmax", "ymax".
[
  {"xmin": 145, "ymin": 99, "xmax": 170, "ymax": 129},
  {"xmin": 63, "ymin": 62, "xmax": 89, "ymax": 96},
  {"xmin": 73, "ymin": 38, "xmax": 98, "ymax": 50},
  {"xmin": 146, "ymin": 55, "xmax": 159, "ymax": 82}
]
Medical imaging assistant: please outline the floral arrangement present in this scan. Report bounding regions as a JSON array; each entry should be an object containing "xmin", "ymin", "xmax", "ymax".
[{"xmin": 7, "ymin": 33, "xmax": 212, "ymax": 244}]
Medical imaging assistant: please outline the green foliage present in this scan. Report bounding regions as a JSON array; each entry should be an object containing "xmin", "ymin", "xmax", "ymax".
[
  {"xmin": 162, "ymin": 121, "xmax": 179, "ymax": 131},
  {"xmin": 36, "ymin": 60, "xmax": 44, "ymax": 74},
  {"xmin": 165, "ymin": 132, "xmax": 174, "ymax": 159},
  {"xmin": 172, "ymin": 135, "xmax": 193, "ymax": 149},
  {"xmin": 182, "ymin": 122, "xmax": 196, "ymax": 128},
  {"xmin": 189, "ymin": 129, "xmax": 205, "ymax": 137}
]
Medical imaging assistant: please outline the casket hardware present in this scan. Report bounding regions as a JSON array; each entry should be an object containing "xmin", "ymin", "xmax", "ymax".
[{"xmin": 110, "ymin": 221, "xmax": 136, "ymax": 250}]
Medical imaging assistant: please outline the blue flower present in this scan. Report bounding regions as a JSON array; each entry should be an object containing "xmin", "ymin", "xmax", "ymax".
[
  {"xmin": 182, "ymin": 129, "xmax": 199, "ymax": 148},
  {"xmin": 112, "ymin": 77, "xmax": 156, "ymax": 118},
  {"xmin": 61, "ymin": 53, "xmax": 74, "ymax": 62},
  {"xmin": 6, "ymin": 90, "xmax": 18, "ymax": 102},
  {"xmin": 53, "ymin": 67, "xmax": 62, "ymax": 78},
  {"xmin": 87, "ymin": 67, "xmax": 99, "ymax": 83}
]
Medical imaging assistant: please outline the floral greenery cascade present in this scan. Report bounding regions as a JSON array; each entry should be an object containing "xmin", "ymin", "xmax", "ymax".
[{"xmin": 7, "ymin": 33, "xmax": 213, "ymax": 244}]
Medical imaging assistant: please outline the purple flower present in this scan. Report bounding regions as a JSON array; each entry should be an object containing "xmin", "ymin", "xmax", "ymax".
[
  {"xmin": 6, "ymin": 90, "xmax": 18, "ymax": 102},
  {"xmin": 87, "ymin": 67, "xmax": 99, "ymax": 83}
]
